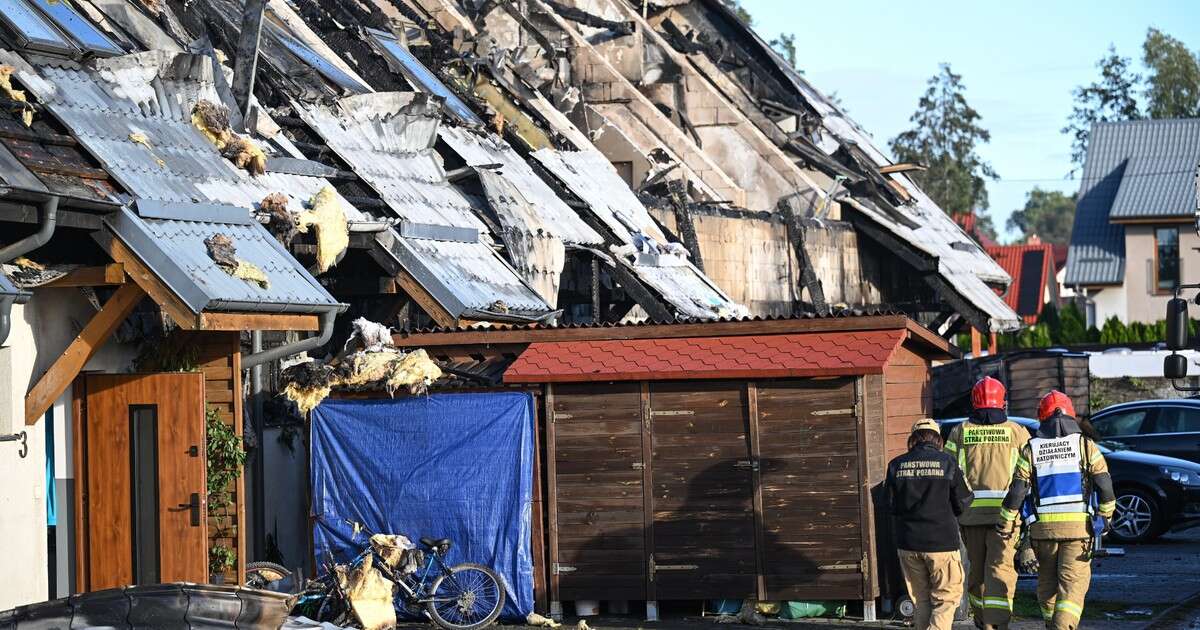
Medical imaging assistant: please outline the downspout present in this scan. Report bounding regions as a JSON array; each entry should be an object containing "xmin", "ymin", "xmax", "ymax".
[
  {"xmin": 241, "ymin": 308, "xmax": 339, "ymax": 369},
  {"xmin": 0, "ymin": 195, "xmax": 59, "ymax": 346},
  {"xmin": 0, "ymin": 195, "xmax": 59, "ymax": 262}
]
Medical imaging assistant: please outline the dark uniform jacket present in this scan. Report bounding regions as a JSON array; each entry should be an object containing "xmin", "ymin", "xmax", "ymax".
[{"xmin": 884, "ymin": 443, "xmax": 973, "ymax": 552}]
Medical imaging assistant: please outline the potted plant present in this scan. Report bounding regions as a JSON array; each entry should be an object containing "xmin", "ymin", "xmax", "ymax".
[{"xmin": 209, "ymin": 544, "xmax": 237, "ymax": 584}]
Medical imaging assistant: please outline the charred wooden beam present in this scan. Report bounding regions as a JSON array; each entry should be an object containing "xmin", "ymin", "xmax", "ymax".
[
  {"xmin": 0, "ymin": 126, "xmax": 78, "ymax": 147},
  {"xmin": 232, "ymin": 0, "xmax": 269, "ymax": 116},
  {"xmin": 785, "ymin": 212, "xmax": 828, "ymax": 316}
]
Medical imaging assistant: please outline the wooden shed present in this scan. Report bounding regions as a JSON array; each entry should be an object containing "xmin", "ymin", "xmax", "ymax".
[
  {"xmin": 394, "ymin": 314, "xmax": 954, "ymax": 617},
  {"xmin": 932, "ymin": 350, "xmax": 1090, "ymax": 420}
]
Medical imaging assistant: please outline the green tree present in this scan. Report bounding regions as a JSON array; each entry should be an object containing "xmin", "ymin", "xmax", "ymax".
[
  {"xmin": 1062, "ymin": 46, "xmax": 1142, "ymax": 169},
  {"xmin": 1007, "ymin": 188, "xmax": 1076, "ymax": 243},
  {"xmin": 890, "ymin": 64, "xmax": 998, "ymax": 218},
  {"xmin": 1143, "ymin": 27, "xmax": 1200, "ymax": 119},
  {"xmin": 1059, "ymin": 303, "xmax": 1089, "ymax": 344},
  {"xmin": 770, "ymin": 33, "xmax": 797, "ymax": 68},
  {"xmin": 723, "ymin": 0, "xmax": 753, "ymax": 25}
]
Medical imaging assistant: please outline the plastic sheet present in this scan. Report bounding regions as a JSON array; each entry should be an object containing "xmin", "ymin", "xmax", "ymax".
[{"xmin": 310, "ymin": 394, "xmax": 535, "ymax": 620}]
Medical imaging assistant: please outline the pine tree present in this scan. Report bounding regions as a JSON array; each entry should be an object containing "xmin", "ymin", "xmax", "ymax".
[
  {"xmin": 890, "ymin": 64, "xmax": 998, "ymax": 218},
  {"xmin": 1062, "ymin": 47, "xmax": 1141, "ymax": 171}
]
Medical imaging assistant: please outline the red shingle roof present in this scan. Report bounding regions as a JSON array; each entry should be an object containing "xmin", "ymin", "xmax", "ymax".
[
  {"xmin": 985, "ymin": 243, "xmax": 1055, "ymax": 324},
  {"xmin": 503, "ymin": 330, "xmax": 907, "ymax": 383}
]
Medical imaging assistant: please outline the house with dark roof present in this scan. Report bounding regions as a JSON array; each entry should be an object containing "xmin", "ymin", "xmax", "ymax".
[{"xmin": 1064, "ymin": 119, "xmax": 1200, "ymax": 325}]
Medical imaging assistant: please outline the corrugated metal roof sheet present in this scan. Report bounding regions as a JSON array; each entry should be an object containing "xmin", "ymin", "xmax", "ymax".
[
  {"xmin": 1066, "ymin": 119, "xmax": 1200, "ymax": 285},
  {"xmin": 294, "ymin": 93, "xmax": 486, "ymax": 231},
  {"xmin": 372, "ymin": 229, "xmax": 550, "ymax": 315},
  {"xmin": 10, "ymin": 50, "xmax": 344, "ymax": 314},
  {"xmin": 14, "ymin": 51, "xmax": 352, "ymax": 218},
  {"xmin": 531, "ymin": 148, "xmax": 747, "ymax": 320},
  {"xmin": 531, "ymin": 148, "xmax": 668, "ymax": 245},
  {"xmin": 295, "ymin": 93, "xmax": 552, "ymax": 318},
  {"xmin": 438, "ymin": 125, "xmax": 603, "ymax": 246},
  {"xmin": 103, "ymin": 206, "xmax": 339, "ymax": 313}
]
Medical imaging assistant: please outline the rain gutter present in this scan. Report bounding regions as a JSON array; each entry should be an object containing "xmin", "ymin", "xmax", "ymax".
[{"xmin": 0, "ymin": 195, "xmax": 58, "ymax": 346}]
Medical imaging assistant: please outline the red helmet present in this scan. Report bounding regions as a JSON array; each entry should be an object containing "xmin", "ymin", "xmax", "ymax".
[
  {"xmin": 971, "ymin": 376, "xmax": 1006, "ymax": 410},
  {"xmin": 1038, "ymin": 390, "xmax": 1075, "ymax": 421}
]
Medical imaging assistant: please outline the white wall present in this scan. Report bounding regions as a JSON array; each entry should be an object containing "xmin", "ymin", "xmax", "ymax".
[
  {"xmin": 0, "ymin": 289, "xmax": 138, "ymax": 609},
  {"xmin": 1088, "ymin": 285, "xmax": 1127, "ymax": 327},
  {"xmin": 0, "ymin": 303, "xmax": 49, "ymax": 610}
]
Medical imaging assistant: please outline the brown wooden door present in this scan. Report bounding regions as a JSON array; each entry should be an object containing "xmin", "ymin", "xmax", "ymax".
[
  {"xmin": 548, "ymin": 383, "xmax": 647, "ymax": 601},
  {"xmin": 80, "ymin": 373, "xmax": 207, "ymax": 591},
  {"xmin": 756, "ymin": 378, "xmax": 865, "ymax": 600},
  {"xmin": 649, "ymin": 382, "xmax": 756, "ymax": 599}
]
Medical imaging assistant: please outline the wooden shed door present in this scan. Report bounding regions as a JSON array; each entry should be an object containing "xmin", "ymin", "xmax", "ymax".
[
  {"xmin": 549, "ymin": 383, "xmax": 648, "ymax": 601},
  {"xmin": 649, "ymin": 382, "xmax": 756, "ymax": 599},
  {"xmin": 756, "ymin": 378, "xmax": 865, "ymax": 600},
  {"xmin": 78, "ymin": 373, "xmax": 208, "ymax": 591}
]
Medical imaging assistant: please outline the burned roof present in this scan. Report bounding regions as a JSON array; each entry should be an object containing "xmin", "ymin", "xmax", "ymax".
[
  {"xmin": 99, "ymin": 203, "xmax": 340, "ymax": 314},
  {"xmin": 0, "ymin": 269, "xmax": 30, "ymax": 303}
]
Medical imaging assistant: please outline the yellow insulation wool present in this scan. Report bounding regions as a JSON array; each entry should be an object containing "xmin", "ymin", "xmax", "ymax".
[
  {"xmin": 0, "ymin": 65, "xmax": 33, "ymax": 127},
  {"xmin": 192, "ymin": 100, "xmax": 233, "ymax": 148},
  {"xmin": 128, "ymin": 132, "xmax": 166, "ymax": 166},
  {"xmin": 282, "ymin": 382, "xmax": 331, "ymax": 415},
  {"xmin": 297, "ymin": 185, "xmax": 349, "ymax": 272},
  {"xmin": 233, "ymin": 259, "xmax": 269, "ymax": 289},
  {"xmin": 344, "ymin": 553, "xmax": 396, "ymax": 630},
  {"xmin": 223, "ymin": 136, "xmax": 267, "ymax": 176},
  {"xmin": 385, "ymin": 349, "xmax": 443, "ymax": 396}
]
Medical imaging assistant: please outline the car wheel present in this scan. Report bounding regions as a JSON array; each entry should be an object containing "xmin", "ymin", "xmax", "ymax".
[{"xmin": 1109, "ymin": 488, "xmax": 1163, "ymax": 543}]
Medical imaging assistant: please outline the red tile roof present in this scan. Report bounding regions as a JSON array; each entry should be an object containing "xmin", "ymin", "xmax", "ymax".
[
  {"xmin": 953, "ymin": 213, "xmax": 998, "ymax": 248},
  {"xmin": 503, "ymin": 330, "xmax": 907, "ymax": 383},
  {"xmin": 985, "ymin": 243, "xmax": 1055, "ymax": 324}
]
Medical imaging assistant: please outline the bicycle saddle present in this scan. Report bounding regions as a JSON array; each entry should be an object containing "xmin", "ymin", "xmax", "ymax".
[{"xmin": 421, "ymin": 537, "xmax": 452, "ymax": 550}]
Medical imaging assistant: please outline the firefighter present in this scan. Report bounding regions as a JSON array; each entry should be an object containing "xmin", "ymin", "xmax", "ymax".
[
  {"xmin": 943, "ymin": 376, "xmax": 1028, "ymax": 629},
  {"xmin": 998, "ymin": 391, "xmax": 1116, "ymax": 630},
  {"xmin": 884, "ymin": 418, "xmax": 972, "ymax": 630}
]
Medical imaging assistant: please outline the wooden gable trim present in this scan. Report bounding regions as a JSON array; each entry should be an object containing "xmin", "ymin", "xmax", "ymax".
[
  {"xmin": 394, "ymin": 315, "xmax": 913, "ymax": 347},
  {"xmin": 25, "ymin": 281, "xmax": 145, "ymax": 425},
  {"xmin": 199, "ymin": 312, "xmax": 320, "ymax": 331},
  {"xmin": 44, "ymin": 264, "xmax": 125, "ymax": 288},
  {"xmin": 105, "ymin": 236, "xmax": 203, "ymax": 329}
]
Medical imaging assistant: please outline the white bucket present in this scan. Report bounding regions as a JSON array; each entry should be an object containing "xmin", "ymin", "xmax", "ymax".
[{"xmin": 575, "ymin": 600, "xmax": 600, "ymax": 616}]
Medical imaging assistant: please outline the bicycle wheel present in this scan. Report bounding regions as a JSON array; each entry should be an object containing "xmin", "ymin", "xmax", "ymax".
[
  {"xmin": 245, "ymin": 561, "xmax": 291, "ymax": 589},
  {"xmin": 425, "ymin": 563, "xmax": 506, "ymax": 630}
]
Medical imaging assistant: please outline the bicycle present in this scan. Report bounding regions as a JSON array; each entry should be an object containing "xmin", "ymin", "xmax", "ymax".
[{"xmin": 295, "ymin": 522, "xmax": 506, "ymax": 630}]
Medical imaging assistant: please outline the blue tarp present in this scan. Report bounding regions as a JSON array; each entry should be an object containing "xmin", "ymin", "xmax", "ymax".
[{"xmin": 310, "ymin": 393, "xmax": 535, "ymax": 620}]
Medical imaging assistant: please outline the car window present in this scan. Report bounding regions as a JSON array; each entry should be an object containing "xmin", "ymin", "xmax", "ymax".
[
  {"xmin": 1093, "ymin": 409, "xmax": 1149, "ymax": 437},
  {"xmin": 1150, "ymin": 407, "xmax": 1200, "ymax": 434}
]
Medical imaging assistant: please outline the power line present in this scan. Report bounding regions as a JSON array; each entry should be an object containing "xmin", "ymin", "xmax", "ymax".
[{"xmin": 990, "ymin": 167, "xmax": 1198, "ymax": 185}]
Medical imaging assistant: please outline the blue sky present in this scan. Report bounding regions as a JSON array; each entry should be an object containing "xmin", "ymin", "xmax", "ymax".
[{"xmin": 741, "ymin": 0, "xmax": 1200, "ymax": 243}]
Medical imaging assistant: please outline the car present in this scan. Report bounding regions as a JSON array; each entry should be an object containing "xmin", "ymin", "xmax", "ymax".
[
  {"xmin": 938, "ymin": 417, "xmax": 1200, "ymax": 543},
  {"xmin": 1090, "ymin": 399, "xmax": 1200, "ymax": 464}
]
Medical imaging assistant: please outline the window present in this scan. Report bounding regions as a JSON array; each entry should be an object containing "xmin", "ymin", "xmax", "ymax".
[
  {"xmin": 366, "ymin": 27, "xmax": 483, "ymax": 126},
  {"xmin": 130, "ymin": 405, "xmax": 160, "ymax": 585},
  {"xmin": 0, "ymin": 0, "xmax": 73, "ymax": 54},
  {"xmin": 267, "ymin": 24, "xmax": 372, "ymax": 95},
  {"xmin": 1151, "ymin": 407, "xmax": 1200, "ymax": 434},
  {"xmin": 29, "ymin": 0, "xmax": 123, "ymax": 56},
  {"xmin": 0, "ymin": 0, "xmax": 122, "ymax": 57},
  {"xmin": 1156, "ymin": 226, "xmax": 1180, "ymax": 292},
  {"xmin": 1094, "ymin": 409, "xmax": 1149, "ymax": 437}
]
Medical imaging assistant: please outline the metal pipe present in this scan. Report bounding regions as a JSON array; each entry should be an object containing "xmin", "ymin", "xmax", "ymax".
[
  {"xmin": 250, "ymin": 330, "xmax": 265, "ymax": 560},
  {"xmin": 241, "ymin": 309, "xmax": 338, "ymax": 369},
  {"xmin": 0, "ymin": 195, "xmax": 59, "ymax": 262},
  {"xmin": 0, "ymin": 195, "xmax": 56, "ymax": 346},
  {"xmin": 205, "ymin": 299, "xmax": 348, "ymax": 315}
]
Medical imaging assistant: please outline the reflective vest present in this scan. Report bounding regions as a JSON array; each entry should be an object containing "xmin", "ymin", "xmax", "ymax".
[{"xmin": 1028, "ymin": 433, "xmax": 1091, "ymax": 523}]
